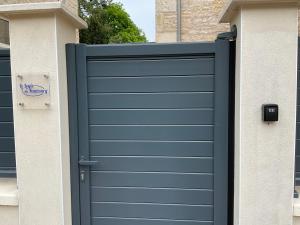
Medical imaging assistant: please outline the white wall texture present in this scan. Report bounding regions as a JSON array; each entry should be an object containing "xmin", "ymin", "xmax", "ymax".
[
  {"xmin": 230, "ymin": 5, "xmax": 298, "ymax": 225},
  {"xmin": 0, "ymin": 0, "xmax": 78, "ymax": 16},
  {"xmin": 8, "ymin": 13, "xmax": 76, "ymax": 225}
]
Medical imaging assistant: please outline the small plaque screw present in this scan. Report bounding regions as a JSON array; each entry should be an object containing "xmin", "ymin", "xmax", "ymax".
[
  {"xmin": 44, "ymin": 74, "xmax": 49, "ymax": 79},
  {"xmin": 45, "ymin": 103, "xmax": 50, "ymax": 107},
  {"xmin": 18, "ymin": 102, "xmax": 24, "ymax": 107},
  {"xmin": 17, "ymin": 75, "xmax": 23, "ymax": 80}
]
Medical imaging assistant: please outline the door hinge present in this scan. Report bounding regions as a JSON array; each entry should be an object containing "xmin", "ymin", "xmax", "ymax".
[{"xmin": 217, "ymin": 25, "xmax": 237, "ymax": 41}]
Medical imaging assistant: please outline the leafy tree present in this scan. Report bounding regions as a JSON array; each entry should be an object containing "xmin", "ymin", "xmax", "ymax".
[{"xmin": 79, "ymin": 0, "xmax": 147, "ymax": 44}]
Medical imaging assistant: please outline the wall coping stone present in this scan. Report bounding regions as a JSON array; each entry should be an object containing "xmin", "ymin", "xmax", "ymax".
[
  {"xmin": 0, "ymin": 2, "xmax": 87, "ymax": 29},
  {"xmin": 220, "ymin": 0, "xmax": 300, "ymax": 22}
]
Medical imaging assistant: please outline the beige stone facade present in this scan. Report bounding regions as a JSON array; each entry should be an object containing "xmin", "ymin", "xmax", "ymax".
[
  {"xmin": 156, "ymin": 0, "xmax": 300, "ymax": 42},
  {"xmin": 156, "ymin": 0, "xmax": 230, "ymax": 42}
]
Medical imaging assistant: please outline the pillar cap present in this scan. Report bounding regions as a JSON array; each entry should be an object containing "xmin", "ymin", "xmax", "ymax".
[
  {"xmin": 220, "ymin": 0, "xmax": 300, "ymax": 23},
  {"xmin": 0, "ymin": 2, "xmax": 87, "ymax": 29}
]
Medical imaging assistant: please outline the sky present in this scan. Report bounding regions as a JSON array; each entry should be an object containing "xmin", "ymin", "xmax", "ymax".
[{"xmin": 116, "ymin": 0, "xmax": 156, "ymax": 42}]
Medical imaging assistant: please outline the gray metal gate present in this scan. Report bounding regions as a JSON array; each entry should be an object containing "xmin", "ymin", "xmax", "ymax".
[
  {"xmin": 67, "ymin": 40, "xmax": 230, "ymax": 225},
  {"xmin": 0, "ymin": 49, "xmax": 16, "ymax": 177}
]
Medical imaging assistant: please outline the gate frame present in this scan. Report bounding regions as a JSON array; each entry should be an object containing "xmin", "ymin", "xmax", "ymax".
[{"xmin": 66, "ymin": 40, "xmax": 230, "ymax": 225}]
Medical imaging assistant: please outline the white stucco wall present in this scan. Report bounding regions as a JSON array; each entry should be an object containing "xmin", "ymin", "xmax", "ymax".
[
  {"xmin": 229, "ymin": 5, "xmax": 298, "ymax": 225},
  {"xmin": 8, "ymin": 13, "xmax": 77, "ymax": 225},
  {"xmin": 0, "ymin": 206, "xmax": 18, "ymax": 225},
  {"xmin": 0, "ymin": 179, "xmax": 18, "ymax": 225}
]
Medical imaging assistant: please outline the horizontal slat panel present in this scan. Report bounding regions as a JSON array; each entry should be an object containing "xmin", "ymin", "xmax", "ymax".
[
  {"xmin": 90, "ymin": 156, "xmax": 212, "ymax": 173},
  {"xmin": 0, "ymin": 61, "xmax": 11, "ymax": 75},
  {"xmin": 91, "ymin": 202, "xmax": 213, "ymax": 221},
  {"xmin": 88, "ymin": 76, "xmax": 214, "ymax": 93},
  {"xmin": 88, "ymin": 93, "xmax": 214, "ymax": 109},
  {"xmin": 86, "ymin": 42, "xmax": 215, "ymax": 57},
  {"xmin": 0, "ymin": 169, "xmax": 16, "ymax": 178},
  {"xmin": 90, "ymin": 172, "xmax": 213, "ymax": 189},
  {"xmin": 89, "ymin": 109, "xmax": 213, "ymax": 125},
  {"xmin": 89, "ymin": 126, "xmax": 213, "ymax": 141},
  {"xmin": 87, "ymin": 58, "xmax": 214, "ymax": 77},
  {"xmin": 0, "ymin": 93, "xmax": 12, "ymax": 107},
  {"xmin": 0, "ymin": 123, "xmax": 14, "ymax": 137},
  {"xmin": 296, "ymin": 174, "xmax": 300, "ymax": 186},
  {"xmin": 297, "ymin": 125, "xmax": 300, "ymax": 139},
  {"xmin": 0, "ymin": 56, "xmax": 15, "ymax": 176},
  {"xmin": 90, "ymin": 141, "xmax": 213, "ymax": 157},
  {"xmin": 92, "ymin": 217, "xmax": 213, "ymax": 225},
  {"xmin": 0, "ymin": 108, "xmax": 13, "ymax": 122},
  {"xmin": 296, "ymin": 140, "xmax": 300, "ymax": 156},
  {"xmin": 295, "ymin": 156, "xmax": 300, "ymax": 171},
  {"xmin": 0, "ymin": 77, "xmax": 12, "ymax": 91},
  {"xmin": 0, "ymin": 152, "xmax": 15, "ymax": 167},
  {"xmin": 0, "ymin": 138, "xmax": 15, "ymax": 150},
  {"xmin": 91, "ymin": 187, "xmax": 213, "ymax": 205}
]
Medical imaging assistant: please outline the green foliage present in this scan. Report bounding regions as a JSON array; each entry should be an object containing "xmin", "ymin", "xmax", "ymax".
[{"xmin": 79, "ymin": 0, "xmax": 147, "ymax": 44}]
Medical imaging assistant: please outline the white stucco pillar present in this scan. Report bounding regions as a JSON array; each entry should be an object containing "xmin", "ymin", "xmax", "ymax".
[
  {"xmin": 0, "ymin": 2, "xmax": 86, "ymax": 225},
  {"xmin": 220, "ymin": 1, "xmax": 299, "ymax": 225}
]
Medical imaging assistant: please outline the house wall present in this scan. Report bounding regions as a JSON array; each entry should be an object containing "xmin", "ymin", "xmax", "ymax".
[
  {"xmin": 156, "ymin": 0, "xmax": 300, "ymax": 42},
  {"xmin": 156, "ymin": 0, "xmax": 230, "ymax": 42}
]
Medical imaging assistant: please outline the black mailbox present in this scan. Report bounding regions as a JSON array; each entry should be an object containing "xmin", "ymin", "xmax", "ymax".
[{"xmin": 262, "ymin": 104, "xmax": 279, "ymax": 122}]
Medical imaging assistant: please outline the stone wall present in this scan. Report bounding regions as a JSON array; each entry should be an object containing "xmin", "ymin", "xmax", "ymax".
[
  {"xmin": 156, "ymin": 0, "xmax": 230, "ymax": 42},
  {"xmin": 156, "ymin": 0, "xmax": 300, "ymax": 42}
]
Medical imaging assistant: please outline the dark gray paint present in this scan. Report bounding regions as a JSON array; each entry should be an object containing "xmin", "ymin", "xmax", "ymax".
[
  {"xmin": 90, "ymin": 141, "xmax": 213, "ymax": 157},
  {"xmin": 91, "ymin": 203, "xmax": 213, "ymax": 220},
  {"xmin": 67, "ymin": 42, "xmax": 229, "ymax": 225},
  {"xmin": 91, "ymin": 218, "xmax": 213, "ymax": 225},
  {"xmin": 0, "ymin": 49, "xmax": 16, "ymax": 177},
  {"xmin": 213, "ymin": 40, "xmax": 229, "ymax": 225},
  {"xmin": 89, "ymin": 125, "xmax": 214, "ymax": 141},
  {"xmin": 88, "ymin": 76, "xmax": 214, "ymax": 93},
  {"xmin": 91, "ymin": 187, "xmax": 213, "ymax": 205},
  {"xmin": 89, "ymin": 109, "xmax": 214, "ymax": 125},
  {"xmin": 89, "ymin": 92, "xmax": 214, "ymax": 109},
  {"xmin": 66, "ymin": 44, "xmax": 81, "ymax": 225},
  {"xmin": 90, "ymin": 156, "xmax": 213, "ymax": 173},
  {"xmin": 90, "ymin": 172, "xmax": 213, "ymax": 189},
  {"xmin": 87, "ymin": 58, "xmax": 214, "ymax": 77},
  {"xmin": 295, "ymin": 39, "xmax": 300, "ymax": 185}
]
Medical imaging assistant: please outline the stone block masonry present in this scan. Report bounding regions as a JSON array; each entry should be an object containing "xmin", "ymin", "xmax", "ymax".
[{"xmin": 156, "ymin": 0, "xmax": 300, "ymax": 42}]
